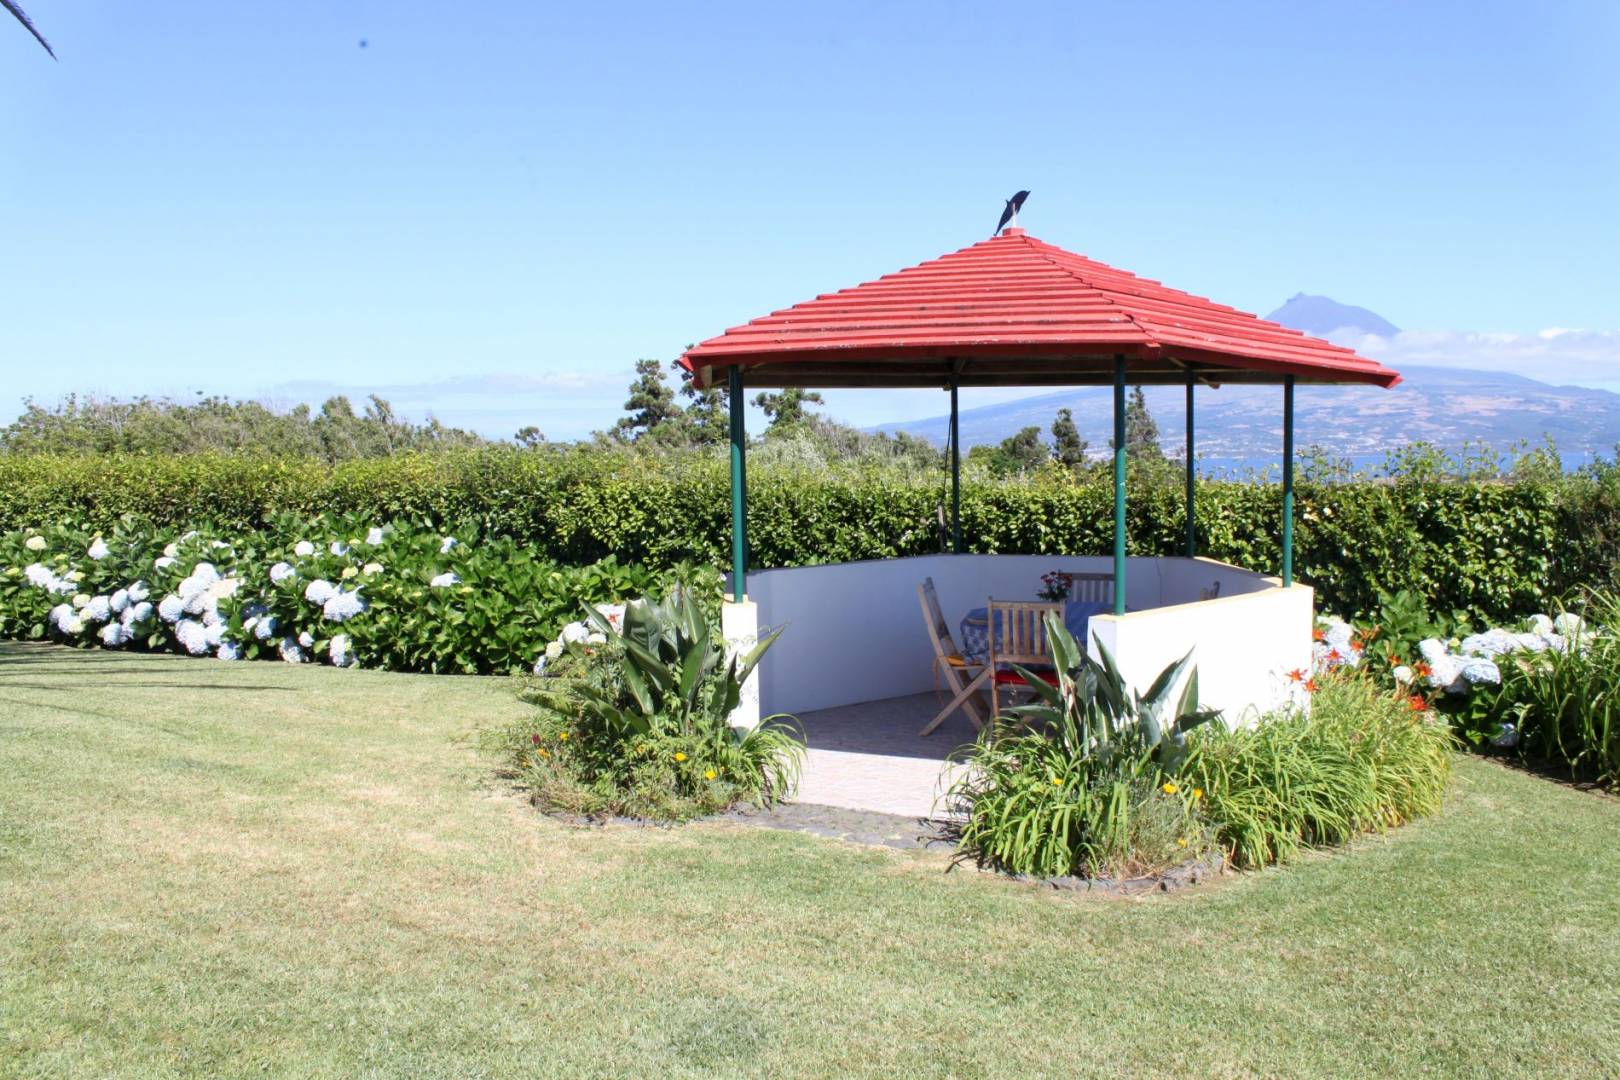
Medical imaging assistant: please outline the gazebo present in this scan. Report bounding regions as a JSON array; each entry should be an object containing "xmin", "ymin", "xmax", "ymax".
[{"xmin": 678, "ymin": 225, "xmax": 1400, "ymax": 729}]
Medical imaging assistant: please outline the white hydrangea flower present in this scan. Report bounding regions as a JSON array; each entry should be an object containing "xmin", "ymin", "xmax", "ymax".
[
  {"xmin": 1553, "ymin": 612, "xmax": 1585, "ymax": 637},
  {"xmin": 439, "ymin": 536, "xmax": 456, "ymax": 554},
  {"xmin": 293, "ymin": 540, "xmax": 316, "ymax": 557},
  {"xmin": 163, "ymin": 541, "xmax": 179, "ymax": 558},
  {"xmin": 127, "ymin": 580, "xmax": 150, "ymax": 602},
  {"xmin": 279, "ymin": 637, "xmax": 305, "ymax": 664},
  {"xmin": 362, "ymin": 562, "xmax": 383, "ymax": 575},
  {"xmin": 154, "ymin": 556, "xmax": 176, "ymax": 570},
  {"xmin": 210, "ymin": 540, "xmax": 230, "ymax": 550},
  {"xmin": 329, "ymin": 541, "xmax": 348, "ymax": 556},
  {"xmin": 202, "ymin": 607, "xmax": 223, "ymax": 628},
  {"xmin": 585, "ymin": 632, "xmax": 607, "ymax": 645},
  {"xmin": 340, "ymin": 566, "xmax": 358, "ymax": 580},
  {"xmin": 124, "ymin": 601, "xmax": 153, "ymax": 626},
  {"xmin": 109, "ymin": 588, "xmax": 130, "ymax": 613},
  {"xmin": 322, "ymin": 589, "xmax": 365, "ymax": 622},
  {"xmin": 1527, "ymin": 613, "xmax": 1554, "ymax": 636},
  {"xmin": 1459, "ymin": 629, "xmax": 1519, "ymax": 658},
  {"xmin": 83, "ymin": 595, "xmax": 112, "ymax": 623},
  {"xmin": 545, "ymin": 640, "xmax": 563, "ymax": 661},
  {"xmin": 560, "ymin": 622, "xmax": 589, "ymax": 645},
  {"xmin": 66, "ymin": 570, "xmax": 84, "ymax": 583},
  {"xmin": 429, "ymin": 572, "xmax": 460, "ymax": 588},
  {"xmin": 48, "ymin": 603, "xmax": 77, "ymax": 634},
  {"xmin": 157, "ymin": 595, "xmax": 184, "ymax": 622},
  {"xmin": 304, "ymin": 579, "xmax": 337, "ymax": 605},
  {"xmin": 1320, "ymin": 618, "xmax": 1354, "ymax": 651},
  {"xmin": 203, "ymin": 621, "xmax": 227, "ymax": 648},
  {"xmin": 175, "ymin": 619, "xmax": 211, "ymax": 655},
  {"xmin": 24, "ymin": 535, "xmax": 46, "ymax": 551},
  {"xmin": 216, "ymin": 640, "xmax": 242, "ymax": 661},
  {"xmin": 298, "ymin": 631, "xmax": 314, "ymax": 648},
  {"xmin": 1417, "ymin": 638, "xmax": 1448, "ymax": 665},
  {"xmin": 87, "ymin": 537, "xmax": 110, "ymax": 560},
  {"xmin": 99, "ymin": 621, "xmax": 131, "ymax": 647},
  {"xmin": 24, "ymin": 563, "xmax": 58, "ymax": 590},
  {"xmin": 269, "ymin": 561, "xmax": 296, "ymax": 584},
  {"xmin": 592, "ymin": 603, "xmax": 627, "ymax": 632},
  {"xmin": 329, "ymin": 633, "xmax": 355, "ymax": 667},
  {"xmin": 1511, "ymin": 631, "xmax": 1549, "ymax": 653},
  {"xmin": 72, "ymin": 593, "xmax": 90, "ymax": 609},
  {"xmin": 1425, "ymin": 654, "xmax": 1467, "ymax": 695},
  {"xmin": 1459, "ymin": 658, "xmax": 1501, "ymax": 686},
  {"xmin": 365, "ymin": 527, "xmax": 384, "ymax": 545},
  {"xmin": 252, "ymin": 614, "xmax": 278, "ymax": 641},
  {"xmin": 1392, "ymin": 664, "xmax": 1414, "ymax": 685}
]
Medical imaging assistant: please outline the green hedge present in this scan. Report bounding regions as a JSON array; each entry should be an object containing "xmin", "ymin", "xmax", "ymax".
[{"xmin": 1, "ymin": 449, "xmax": 1615, "ymax": 622}]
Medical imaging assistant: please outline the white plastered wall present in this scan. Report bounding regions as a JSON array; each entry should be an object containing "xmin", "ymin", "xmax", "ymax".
[{"xmin": 739, "ymin": 554, "xmax": 1303, "ymax": 720}]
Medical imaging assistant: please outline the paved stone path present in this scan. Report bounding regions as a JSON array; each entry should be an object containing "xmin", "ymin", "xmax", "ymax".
[{"xmin": 792, "ymin": 692, "xmax": 976, "ymax": 819}]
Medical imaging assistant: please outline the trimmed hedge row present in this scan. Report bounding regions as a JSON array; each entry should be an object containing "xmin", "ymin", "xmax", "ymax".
[{"xmin": 1, "ymin": 450, "xmax": 1615, "ymax": 622}]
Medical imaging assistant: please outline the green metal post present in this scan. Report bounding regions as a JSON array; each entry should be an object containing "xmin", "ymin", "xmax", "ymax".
[
  {"xmin": 728, "ymin": 365, "xmax": 747, "ymax": 602},
  {"xmin": 1112, "ymin": 355, "xmax": 1127, "ymax": 615},
  {"xmin": 1185, "ymin": 371, "xmax": 1196, "ymax": 558},
  {"xmin": 949, "ymin": 377, "xmax": 962, "ymax": 554},
  {"xmin": 1282, "ymin": 375, "xmax": 1295, "ymax": 587}
]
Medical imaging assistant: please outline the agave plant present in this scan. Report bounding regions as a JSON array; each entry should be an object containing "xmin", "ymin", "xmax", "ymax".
[
  {"xmin": 946, "ymin": 614, "xmax": 1223, "ymax": 877},
  {"xmin": 1005, "ymin": 612, "xmax": 1221, "ymax": 772},
  {"xmin": 578, "ymin": 587, "xmax": 780, "ymax": 738},
  {"xmin": 4, "ymin": 1, "xmax": 54, "ymax": 57}
]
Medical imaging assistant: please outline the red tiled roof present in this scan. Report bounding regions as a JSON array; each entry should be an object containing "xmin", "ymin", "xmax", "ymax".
[{"xmin": 679, "ymin": 228, "xmax": 1400, "ymax": 389}]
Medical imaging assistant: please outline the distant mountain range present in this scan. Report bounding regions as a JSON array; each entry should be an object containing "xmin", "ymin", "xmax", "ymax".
[{"xmin": 869, "ymin": 298, "xmax": 1620, "ymax": 463}]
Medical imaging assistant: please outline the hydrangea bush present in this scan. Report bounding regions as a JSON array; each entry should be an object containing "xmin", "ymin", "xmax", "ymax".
[
  {"xmin": 1310, "ymin": 603, "xmax": 1604, "ymax": 756},
  {"xmin": 0, "ymin": 515, "xmax": 720, "ymax": 675}
]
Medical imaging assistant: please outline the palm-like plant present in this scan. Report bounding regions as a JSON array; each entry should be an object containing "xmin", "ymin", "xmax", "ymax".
[
  {"xmin": 573, "ymin": 588, "xmax": 804, "ymax": 804},
  {"xmin": 4, "ymin": 1, "xmax": 54, "ymax": 58},
  {"xmin": 1006, "ymin": 612, "xmax": 1220, "ymax": 772}
]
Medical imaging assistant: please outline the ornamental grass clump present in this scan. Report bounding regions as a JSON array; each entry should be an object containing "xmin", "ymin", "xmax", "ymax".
[
  {"xmin": 947, "ymin": 617, "xmax": 1221, "ymax": 879},
  {"xmin": 1483, "ymin": 589, "xmax": 1620, "ymax": 786},
  {"xmin": 1183, "ymin": 674, "xmax": 1454, "ymax": 868},
  {"xmin": 498, "ymin": 587, "xmax": 805, "ymax": 822}
]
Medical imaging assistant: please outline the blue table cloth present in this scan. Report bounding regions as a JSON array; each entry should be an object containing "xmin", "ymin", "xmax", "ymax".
[{"xmin": 958, "ymin": 600, "xmax": 1110, "ymax": 663}]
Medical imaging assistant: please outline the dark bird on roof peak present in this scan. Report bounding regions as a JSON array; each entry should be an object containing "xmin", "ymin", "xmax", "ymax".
[{"xmin": 994, "ymin": 190, "xmax": 1029, "ymax": 237}]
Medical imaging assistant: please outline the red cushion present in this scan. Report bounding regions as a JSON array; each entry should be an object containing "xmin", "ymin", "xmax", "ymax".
[{"xmin": 993, "ymin": 667, "xmax": 1058, "ymax": 686}]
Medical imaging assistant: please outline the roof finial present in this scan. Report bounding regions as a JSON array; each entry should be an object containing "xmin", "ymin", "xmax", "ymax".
[{"xmin": 994, "ymin": 190, "xmax": 1029, "ymax": 237}]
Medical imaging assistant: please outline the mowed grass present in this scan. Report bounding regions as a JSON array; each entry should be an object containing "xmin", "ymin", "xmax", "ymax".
[{"xmin": 2, "ymin": 645, "xmax": 1618, "ymax": 1079}]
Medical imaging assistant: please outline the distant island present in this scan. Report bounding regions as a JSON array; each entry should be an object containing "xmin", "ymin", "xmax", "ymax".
[{"xmin": 870, "ymin": 297, "xmax": 1620, "ymax": 468}]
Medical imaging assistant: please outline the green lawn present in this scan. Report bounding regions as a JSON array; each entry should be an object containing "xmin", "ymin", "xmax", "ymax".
[{"xmin": 2, "ymin": 644, "xmax": 1617, "ymax": 1078}]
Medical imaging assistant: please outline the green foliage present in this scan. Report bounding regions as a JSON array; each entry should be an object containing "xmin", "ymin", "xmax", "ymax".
[
  {"xmin": 0, "ymin": 394, "xmax": 490, "ymax": 460},
  {"xmin": 1183, "ymin": 675, "xmax": 1454, "ymax": 868},
  {"xmin": 0, "ymin": 448, "xmax": 1615, "ymax": 624},
  {"xmin": 1476, "ymin": 591, "xmax": 1620, "ymax": 786},
  {"xmin": 499, "ymin": 588, "xmax": 804, "ymax": 821},
  {"xmin": 1049, "ymin": 408, "xmax": 1088, "ymax": 469},
  {"xmin": 753, "ymin": 388, "xmax": 824, "ymax": 430},
  {"xmin": 948, "ymin": 624, "xmax": 1219, "ymax": 878}
]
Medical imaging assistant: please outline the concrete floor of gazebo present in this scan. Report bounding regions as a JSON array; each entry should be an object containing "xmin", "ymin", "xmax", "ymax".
[{"xmin": 793, "ymin": 693, "xmax": 974, "ymax": 819}]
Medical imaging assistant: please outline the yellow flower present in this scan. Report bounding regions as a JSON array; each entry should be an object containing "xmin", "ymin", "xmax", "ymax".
[
  {"xmin": 674, "ymin": 752, "xmax": 687, "ymax": 762},
  {"xmin": 1177, "ymin": 837, "xmax": 1189, "ymax": 847},
  {"xmin": 635, "ymin": 744, "xmax": 646, "ymax": 753},
  {"xmin": 537, "ymin": 747, "xmax": 549, "ymax": 759},
  {"xmin": 704, "ymin": 769, "xmax": 717, "ymax": 781},
  {"xmin": 558, "ymin": 732, "xmax": 569, "ymax": 741},
  {"xmin": 1161, "ymin": 781, "xmax": 1179, "ymax": 795},
  {"xmin": 1050, "ymin": 778, "xmax": 1062, "ymax": 786},
  {"xmin": 1192, "ymin": 788, "xmax": 1204, "ymax": 801}
]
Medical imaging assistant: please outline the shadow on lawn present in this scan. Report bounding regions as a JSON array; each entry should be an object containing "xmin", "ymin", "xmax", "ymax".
[{"xmin": 0, "ymin": 642, "xmax": 294, "ymax": 694}]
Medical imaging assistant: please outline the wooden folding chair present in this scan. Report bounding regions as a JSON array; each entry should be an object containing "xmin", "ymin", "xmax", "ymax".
[
  {"xmin": 1067, "ymin": 572, "xmax": 1115, "ymax": 607},
  {"xmin": 916, "ymin": 578, "xmax": 987, "ymax": 736},
  {"xmin": 986, "ymin": 599, "xmax": 1064, "ymax": 715}
]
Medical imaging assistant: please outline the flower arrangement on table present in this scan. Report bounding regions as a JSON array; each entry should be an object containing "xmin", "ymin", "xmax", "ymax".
[{"xmin": 1038, "ymin": 570, "xmax": 1074, "ymax": 603}]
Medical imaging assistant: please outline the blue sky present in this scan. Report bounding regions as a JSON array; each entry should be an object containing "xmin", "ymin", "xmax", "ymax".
[{"xmin": 3, "ymin": 0, "xmax": 1618, "ymax": 439}]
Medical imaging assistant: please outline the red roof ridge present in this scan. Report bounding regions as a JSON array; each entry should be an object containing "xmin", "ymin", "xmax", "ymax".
[{"xmin": 1008, "ymin": 230, "xmax": 1162, "ymax": 355}]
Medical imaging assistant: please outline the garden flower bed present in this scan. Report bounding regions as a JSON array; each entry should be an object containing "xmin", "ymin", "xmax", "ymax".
[{"xmin": 0, "ymin": 518, "xmax": 716, "ymax": 675}]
